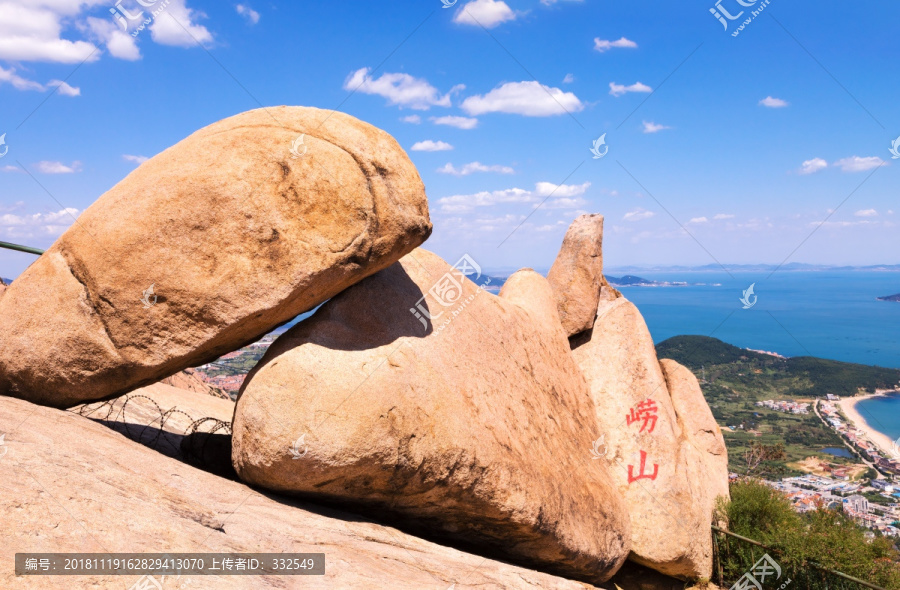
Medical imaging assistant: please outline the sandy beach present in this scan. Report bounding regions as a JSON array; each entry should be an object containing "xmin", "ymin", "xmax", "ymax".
[{"xmin": 839, "ymin": 392, "xmax": 898, "ymax": 459}]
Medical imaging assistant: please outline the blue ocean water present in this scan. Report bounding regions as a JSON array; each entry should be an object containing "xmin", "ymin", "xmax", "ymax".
[
  {"xmin": 855, "ymin": 393, "xmax": 900, "ymax": 444},
  {"xmin": 613, "ymin": 271, "xmax": 900, "ymax": 370}
]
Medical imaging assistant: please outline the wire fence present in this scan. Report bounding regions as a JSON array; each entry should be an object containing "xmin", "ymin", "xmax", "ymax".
[{"xmin": 712, "ymin": 525, "xmax": 889, "ymax": 590}]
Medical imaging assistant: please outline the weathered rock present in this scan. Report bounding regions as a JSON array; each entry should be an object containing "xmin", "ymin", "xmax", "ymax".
[
  {"xmin": 571, "ymin": 292, "xmax": 727, "ymax": 580},
  {"xmin": 0, "ymin": 396, "xmax": 600, "ymax": 589},
  {"xmin": 547, "ymin": 214, "xmax": 604, "ymax": 337},
  {"xmin": 232, "ymin": 249, "xmax": 631, "ymax": 584},
  {"xmin": 660, "ymin": 358, "xmax": 730, "ymax": 555},
  {"xmin": 162, "ymin": 368, "xmax": 230, "ymax": 399},
  {"xmin": 0, "ymin": 106, "xmax": 432, "ymax": 408}
]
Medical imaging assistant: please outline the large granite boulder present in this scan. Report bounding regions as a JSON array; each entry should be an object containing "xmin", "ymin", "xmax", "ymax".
[
  {"xmin": 547, "ymin": 214, "xmax": 604, "ymax": 337},
  {"xmin": 571, "ymin": 290, "xmax": 728, "ymax": 580},
  {"xmin": 232, "ymin": 249, "xmax": 631, "ymax": 584},
  {"xmin": 0, "ymin": 395, "xmax": 601, "ymax": 590},
  {"xmin": 0, "ymin": 106, "xmax": 431, "ymax": 408}
]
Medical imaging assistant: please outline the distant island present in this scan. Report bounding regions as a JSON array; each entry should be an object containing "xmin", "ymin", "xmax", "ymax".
[
  {"xmin": 877, "ymin": 293, "xmax": 900, "ymax": 302},
  {"xmin": 606, "ymin": 275, "xmax": 721, "ymax": 288}
]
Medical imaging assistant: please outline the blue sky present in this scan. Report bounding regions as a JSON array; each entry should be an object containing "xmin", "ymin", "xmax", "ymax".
[{"xmin": 0, "ymin": 0, "xmax": 897, "ymax": 278}]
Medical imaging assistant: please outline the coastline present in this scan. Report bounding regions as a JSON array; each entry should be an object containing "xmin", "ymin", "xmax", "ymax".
[{"xmin": 838, "ymin": 392, "xmax": 897, "ymax": 459}]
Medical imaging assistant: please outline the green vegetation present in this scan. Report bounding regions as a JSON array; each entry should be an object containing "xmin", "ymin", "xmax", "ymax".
[
  {"xmin": 658, "ymin": 335, "xmax": 900, "ymax": 396},
  {"xmin": 717, "ymin": 479, "xmax": 900, "ymax": 589},
  {"xmin": 655, "ymin": 336, "xmax": 900, "ymax": 474}
]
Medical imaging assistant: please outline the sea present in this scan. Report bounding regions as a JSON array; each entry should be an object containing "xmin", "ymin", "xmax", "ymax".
[{"xmin": 610, "ymin": 270, "xmax": 900, "ymax": 443}]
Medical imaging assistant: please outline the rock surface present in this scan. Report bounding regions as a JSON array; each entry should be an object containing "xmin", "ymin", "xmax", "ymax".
[
  {"xmin": 162, "ymin": 368, "xmax": 230, "ymax": 400},
  {"xmin": 232, "ymin": 249, "xmax": 631, "ymax": 584},
  {"xmin": 547, "ymin": 214, "xmax": 604, "ymax": 337},
  {"xmin": 0, "ymin": 395, "xmax": 600, "ymax": 589},
  {"xmin": 571, "ymin": 291, "xmax": 728, "ymax": 580},
  {"xmin": 0, "ymin": 106, "xmax": 432, "ymax": 408}
]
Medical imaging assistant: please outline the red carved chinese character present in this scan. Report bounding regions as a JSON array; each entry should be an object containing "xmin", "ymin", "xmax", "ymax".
[
  {"xmin": 627, "ymin": 450, "xmax": 659, "ymax": 483},
  {"xmin": 626, "ymin": 399, "xmax": 658, "ymax": 433}
]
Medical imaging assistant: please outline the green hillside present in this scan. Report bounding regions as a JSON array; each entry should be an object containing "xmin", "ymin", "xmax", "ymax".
[{"xmin": 655, "ymin": 335, "xmax": 900, "ymax": 474}]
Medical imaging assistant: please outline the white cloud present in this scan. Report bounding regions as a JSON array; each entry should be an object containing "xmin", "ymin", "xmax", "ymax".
[
  {"xmin": 713, "ymin": 213, "xmax": 735, "ymax": 220},
  {"xmin": 799, "ymin": 158, "xmax": 828, "ymax": 175},
  {"xmin": 642, "ymin": 121, "xmax": 670, "ymax": 133},
  {"xmin": 123, "ymin": 154, "xmax": 148, "ymax": 164},
  {"xmin": 854, "ymin": 209, "xmax": 878, "ymax": 217},
  {"xmin": 48, "ymin": 80, "xmax": 79, "ymax": 96},
  {"xmin": 344, "ymin": 67, "xmax": 461, "ymax": 110},
  {"xmin": 411, "ymin": 140, "xmax": 453, "ymax": 152},
  {"xmin": 624, "ymin": 208, "xmax": 655, "ymax": 222},
  {"xmin": 453, "ymin": 0, "xmax": 516, "ymax": 29},
  {"xmin": 609, "ymin": 81, "xmax": 652, "ymax": 97},
  {"xmin": 0, "ymin": 65, "xmax": 45, "ymax": 91},
  {"xmin": 1, "ymin": 165, "xmax": 20, "ymax": 173},
  {"xmin": 834, "ymin": 156, "xmax": 884, "ymax": 172},
  {"xmin": 431, "ymin": 115, "xmax": 478, "ymax": 129},
  {"xmin": 461, "ymin": 81, "xmax": 584, "ymax": 117},
  {"xmin": 34, "ymin": 160, "xmax": 81, "ymax": 174},
  {"xmin": 150, "ymin": 0, "xmax": 214, "ymax": 48},
  {"xmin": 593, "ymin": 37, "xmax": 637, "ymax": 52},
  {"xmin": 0, "ymin": 207, "xmax": 79, "ymax": 239},
  {"xmin": 759, "ymin": 96, "xmax": 788, "ymax": 108},
  {"xmin": 0, "ymin": 1, "xmax": 101, "ymax": 64},
  {"xmin": 235, "ymin": 4, "xmax": 260, "ymax": 25},
  {"xmin": 438, "ymin": 162, "xmax": 514, "ymax": 176},
  {"xmin": 85, "ymin": 16, "xmax": 141, "ymax": 61},
  {"xmin": 401, "ymin": 115, "xmax": 421, "ymax": 124},
  {"xmin": 438, "ymin": 181, "xmax": 590, "ymax": 213},
  {"xmin": 688, "ymin": 217, "xmax": 708, "ymax": 224},
  {"xmin": 562, "ymin": 73, "xmax": 574, "ymax": 84}
]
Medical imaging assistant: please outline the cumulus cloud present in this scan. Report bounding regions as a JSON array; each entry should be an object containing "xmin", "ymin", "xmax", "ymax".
[
  {"xmin": 593, "ymin": 37, "xmax": 637, "ymax": 52},
  {"xmin": 0, "ymin": 65, "xmax": 45, "ymax": 92},
  {"xmin": 48, "ymin": 80, "xmax": 79, "ymax": 96},
  {"xmin": 609, "ymin": 81, "xmax": 651, "ymax": 97},
  {"xmin": 401, "ymin": 115, "xmax": 421, "ymax": 124},
  {"xmin": 431, "ymin": 115, "xmax": 478, "ymax": 129},
  {"xmin": 624, "ymin": 208, "xmax": 655, "ymax": 222},
  {"xmin": 759, "ymin": 96, "xmax": 788, "ymax": 108},
  {"xmin": 34, "ymin": 160, "xmax": 81, "ymax": 174},
  {"xmin": 411, "ymin": 140, "xmax": 453, "ymax": 152},
  {"xmin": 799, "ymin": 158, "xmax": 827, "ymax": 175},
  {"xmin": 0, "ymin": 207, "xmax": 80, "ymax": 239},
  {"xmin": 85, "ymin": 16, "xmax": 141, "ymax": 60},
  {"xmin": 344, "ymin": 67, "xmax": 462, "ymax": 110},
  {"xmin": 236, "ymin": 4, "xmax": 260, "ymax": 25},
  {"xmin": 834, "ymin": 156, "xmax": 884, "ymax": 172},
  {"xmin": 453, "ymin": 0, "xmax": 516, "ymax": 29},
  {"xmin": 854, "ymin": 209, "xmax": 878, "ymax": 217},
  {"xmin": 150, "ymin": 0, "xmax": 214, "ymax": 47},
  {"xmin": 688, "ymin": 217, "xmax": 708, "ymax": 224},
  {"xmin": 123, "ymin": 154, "xmax": 149, "ymax": 164},
  {"xmin": 461, "ymin": 81, "xmax": 584, "ymax": 117},
  {"xmin": 642, "ymin": 121, "xmax": 670, "ymax": 133},
  {"xmin": 437, "ymin": 162, "xmax": 514, "ymax": 176},
  {"xmin": 438, "ymin": 181, "xmax": 590, "ymax": 213},
  {"xmin": 562, "ymin": 73, "xmax": 574, "ymax": 84},
  {"xmin": 0, "ymin": 1, "xmax": 101, "ymax": 64}
]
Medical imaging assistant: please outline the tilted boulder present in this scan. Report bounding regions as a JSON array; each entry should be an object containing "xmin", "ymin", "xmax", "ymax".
[
  {"xmin": 0, "ymin": 106, "xmax": 431, "ymax": 408},
  {"xmin": 571, "ymin": 290, "xmax": 728, "ymax": 580},
  {"xmin": 547, "ymin": 214, "xmax": 604, "ymax": 337},
  {"xmin": 232, "ymin": 248, "xmax": 631, "ymax": 584}
]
